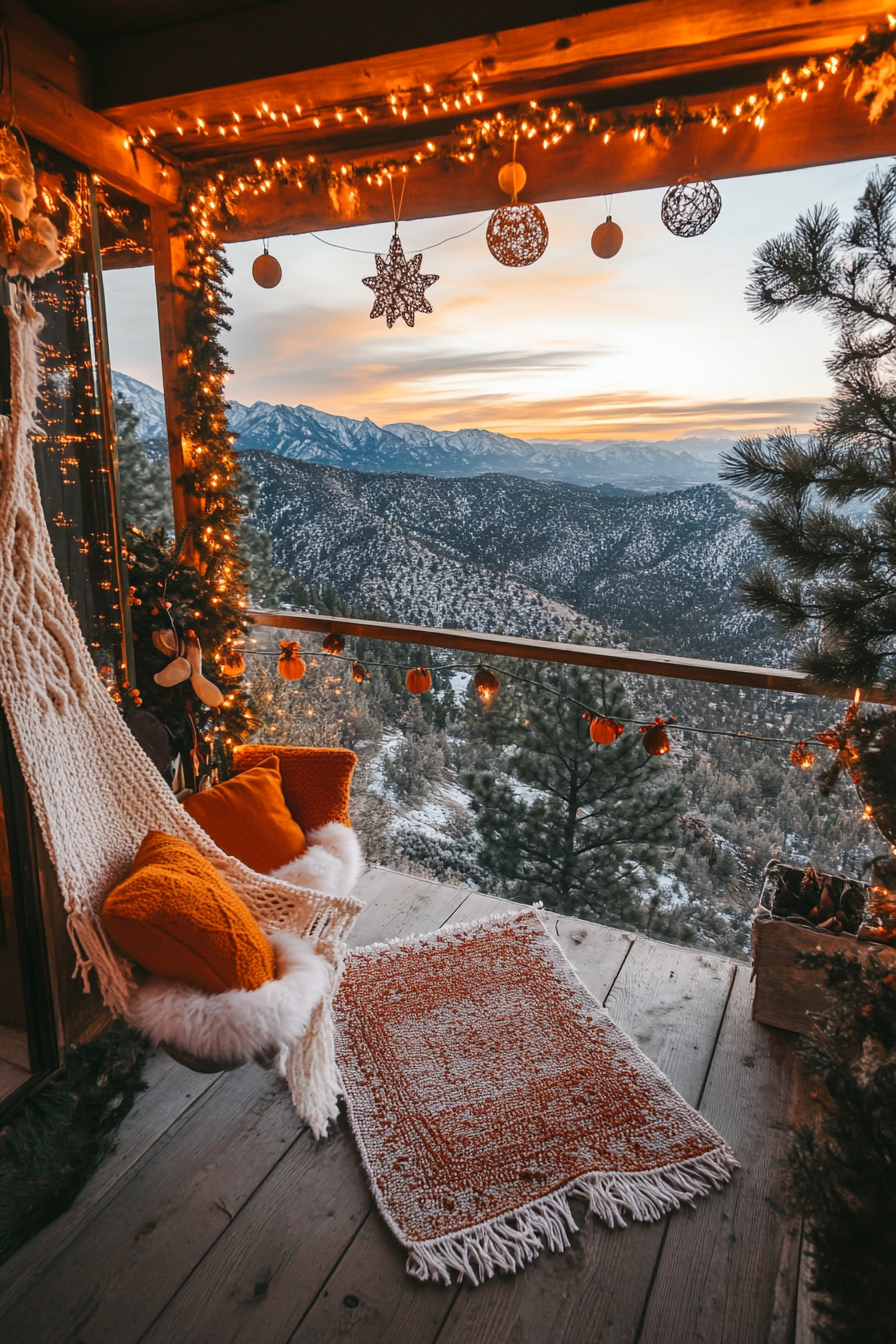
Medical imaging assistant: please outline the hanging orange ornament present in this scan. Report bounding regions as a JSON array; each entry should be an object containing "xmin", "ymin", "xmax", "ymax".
[
  {"xmin": 406, "ymin": 666, "xmax": 432, "ymax": 694},
  {"xmin": 591, "ymin": 216, "xmax": 623, "ymax": 258},
  {"xmin": 351, "ymin": 660, "xmax": 370, "ymax": 683},
  {"xmin": 473, "ymin": 666, "xmax": 500, "ymax": 703},
  {"xmin": 252, "ymin": 241, "xmax": 282, "ymax": 288},
  {"xmin": 589, "ymin": 714, "xmax": 624, "ymax": 745},
  {"xmin": 278, "ymin": 638, "xmax": 306, "ymax": 681},
  {"xmin": 321, "ymin": 632, "xmax": 346, "ymax": 655},
  {"xmin": 498, "ymin": 161, "xmax": 527, "ymax": 196},
  {"xmin": 221, "ymin": 651, "xmax": 246, "ymax": 677},
  {"xmin": 639, "ymin": 716, "xmax": 674, "ymax": 756}
]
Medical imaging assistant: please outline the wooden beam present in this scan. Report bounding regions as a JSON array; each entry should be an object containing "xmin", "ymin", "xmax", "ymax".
[
  {"xmin": 101, "ymin": 0, "xmax": 888, "ymax": 165},
  {"xmin": 4, "ymin": 0, "xmax": 182, "ymax": 207},
  {"xmin": 247, "ymin": 609, "xmax": 894, "ymax": 703},
  {"xmin": 149, "ymin": 207, "xmax": 196, "ymax": 544},
  {"xmin": 12, "ymin": 69, "xmax": 181, "ymax": 207},
  {"xmin": 212, "ymin": 75, "xmax": 896, "ymax": 241}
]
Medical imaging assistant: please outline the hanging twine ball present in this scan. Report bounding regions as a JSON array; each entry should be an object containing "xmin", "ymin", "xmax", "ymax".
[
  {"xmin": 498, "ymin": 161, "xmax": 527, "ymax": 196},
  {"xmin": 661, "ymin": 178, "xmax": 721, "ymax": 238},
  {"xmin": 591, "ymin": 216, "xmax": 624, "ymax": 259},
  {"xmin": 487, "ymin": 204, "xmax": 549, "ymax": 267},
  {"xmin": 252, "ymin": 250, "xmax": 282, "ymax": 288}
]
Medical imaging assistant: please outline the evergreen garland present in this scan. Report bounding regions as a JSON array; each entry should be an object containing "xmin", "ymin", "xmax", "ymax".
[
  {"xmin": 789, "ymin": 946, "xmax": 896, "ymax": 1344},
  {"xmin": 0, "ymin": 1024, "xmax": 147, "ymax": 1266},
  {"xmin": 124, "ymin": 181, "xmax": 257, "ymax": 781}
]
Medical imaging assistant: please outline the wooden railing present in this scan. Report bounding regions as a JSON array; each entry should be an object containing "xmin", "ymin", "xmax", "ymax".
[{"xmin": 248, "ymin": 609, "xmax": 893, "ymax": 704}]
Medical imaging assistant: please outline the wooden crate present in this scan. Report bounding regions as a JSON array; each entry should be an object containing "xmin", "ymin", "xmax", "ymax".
[{"xmin": 752, "ymin": 862, "xmax": 896, "ymax": 1034}]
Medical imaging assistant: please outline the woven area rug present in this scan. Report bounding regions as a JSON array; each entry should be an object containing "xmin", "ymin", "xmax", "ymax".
[{"xmin": 334, "ymin": 908, "xmax": 736, "ymax": 1285}]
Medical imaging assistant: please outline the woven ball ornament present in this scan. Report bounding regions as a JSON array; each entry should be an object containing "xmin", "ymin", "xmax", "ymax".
[
  {"xmin": 487, "ymin": 204, "xmax": 549, "ymax": 267},
  {"xmin": 660, "ymin": 178, "xmax": 721, "ymax": 238},
  {"xmin": 591, "ymin": 217, "xmax": 623, "ymax": 259},
  {"xmin": 252, "ymin": 249, "xmax": 282, "ymax": 288}
]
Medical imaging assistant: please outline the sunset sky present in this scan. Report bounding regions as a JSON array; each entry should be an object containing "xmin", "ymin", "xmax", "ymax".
[{"xmin": 104, "ymin": 155, "xmax": 889, "ymax": 442}]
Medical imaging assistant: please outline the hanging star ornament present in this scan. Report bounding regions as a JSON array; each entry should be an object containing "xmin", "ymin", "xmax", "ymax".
[{"xmin": 362, "ymin": 232, "xmax": 438, "ymax": 328}]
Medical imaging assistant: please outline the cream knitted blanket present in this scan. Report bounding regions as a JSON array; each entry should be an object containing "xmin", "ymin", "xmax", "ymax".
[{"xmin": 0, "ymin": 297, "xmax": 360, "ymax": 1136}]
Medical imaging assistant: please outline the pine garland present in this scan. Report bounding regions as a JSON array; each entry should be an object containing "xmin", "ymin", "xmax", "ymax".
[
  {"xmin": 124, "ymin": 179, "xmax": 258, "ymax": 778},
  {"xmin": 0, "ymin": 1024, "xmax": 147, "ymax": 1266}
]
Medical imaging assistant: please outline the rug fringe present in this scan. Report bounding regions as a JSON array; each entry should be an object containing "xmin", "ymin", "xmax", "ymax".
[{"xmin": 405, "ymin": 1146, "xmax": 738, "ymax": 1286}]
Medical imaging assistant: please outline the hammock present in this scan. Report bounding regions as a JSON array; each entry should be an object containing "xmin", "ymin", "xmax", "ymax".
[{"xmin": 0, "ymin": 297, "xmax": 362, "ymax": 1136}]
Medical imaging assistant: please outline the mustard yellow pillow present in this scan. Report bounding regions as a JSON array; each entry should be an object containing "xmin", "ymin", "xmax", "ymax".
[
  {"xmin": 182, "ymin": 756, "xmax": 307, "ymax": 875},
  {"xmin": 102, "ymin": 831, "xmax": 275, "ymax": 994}
]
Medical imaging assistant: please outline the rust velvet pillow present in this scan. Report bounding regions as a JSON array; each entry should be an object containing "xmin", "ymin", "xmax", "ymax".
[
  {"xmin": 182, "ymin": 756, "xmax": 307, "ymax": 875},
  {"xmin": 102, "ymin": 831, "xmax": 276, "ymax": 994}
]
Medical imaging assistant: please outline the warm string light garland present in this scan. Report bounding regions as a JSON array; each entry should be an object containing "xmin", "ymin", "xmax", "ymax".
[
  {"xmin": 257, "ymin": 640, "xmax": 849, "ymax": 761},
  {"xmin": 120, "ymin": 20, "xmax": 896, "ymax": 222}
]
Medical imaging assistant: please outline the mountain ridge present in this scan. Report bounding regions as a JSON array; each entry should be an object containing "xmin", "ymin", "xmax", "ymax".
[{"xmin": 112, "ymin": 370, "xmax": 731, "ymax": 491}]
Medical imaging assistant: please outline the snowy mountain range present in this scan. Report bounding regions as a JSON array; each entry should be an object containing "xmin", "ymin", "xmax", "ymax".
[
  {"xmin": 112, "ymin": 371, "xmax": 732, "ymax": 492},
  {"xmin": 243, "ymin": 451, "xmax": 776, "ymax": 662}
]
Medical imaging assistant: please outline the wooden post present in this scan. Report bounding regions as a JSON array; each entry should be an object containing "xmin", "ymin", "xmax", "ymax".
[{"xmin": 149, "ymin": 205, "xmax": 199, "ymax": 557}]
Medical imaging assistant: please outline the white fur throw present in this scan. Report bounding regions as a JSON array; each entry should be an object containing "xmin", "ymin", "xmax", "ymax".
[
  {"xmin": 269, "ymin": 822, "xmax": 362, "ymax": 898},
  {"xmin": 128, "ymin": 931, "xmax": 332, "ymax": 1069}
]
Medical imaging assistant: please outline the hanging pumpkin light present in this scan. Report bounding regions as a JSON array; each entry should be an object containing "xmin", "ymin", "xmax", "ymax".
[
  {"xmin": 497, "ymin": 160, "xmax": 527, "ymax": 197},
  {"xmin": 221, "ymin": 650, "xmax": 246, "ymax": 677},
  {"xmin": 406, "ymin": 666, "xmax": 432, "ymax": 695},
  {"xmin": 278, "ymin": 638, "xmax": 306, "ymax": 681},
  {"xmin": 252, "ymin": 240, "xmax": 282, "ymax": 288},
  {"xmin": 790, "ymin": 740, "xmax": 816, "ymax": 770},
  {"xmin": 473, "ymin": 666, "xmax": 500, "ymax": 703},
  {"xmin": 351, "ymin": 660, "xmax": 370, "ymax": 683},
  {"xmin": 589, "ymin": 714, "xmax": 624, "ymax": 745},
  {"xmin": 321, "ymin": 631, "xmax": 346, "ymax": 655},
  {"xmin": 640, "ymin": 716, "xmax": 674, "ymax": 756}
]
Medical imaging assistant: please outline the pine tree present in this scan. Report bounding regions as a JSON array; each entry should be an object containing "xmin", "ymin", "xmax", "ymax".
[
  {"xmin": 720, "ymin": 164, "xmax": 896, "ymax": 696},
  {"xmin": 114, "ymin": 397, "xmax": 173, "ymax": 534},
  {"xmin": 462, "ymin": 667, "xmax": 684, "ymax": 923}
]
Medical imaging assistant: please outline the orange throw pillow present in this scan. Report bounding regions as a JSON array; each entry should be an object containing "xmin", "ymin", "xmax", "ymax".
[
  {"xmin": 182, "ymin": 756, "xmax": 307, "ymax": 875},
  {"xmin": 102, "ymin": 831, "xmax": 275, "ymax": 994}
]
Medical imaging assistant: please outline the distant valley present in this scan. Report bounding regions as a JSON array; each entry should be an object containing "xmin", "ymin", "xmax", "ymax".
[{"xmin": 113, "ymin": 371, "xmax": 733, "ymax": 492}]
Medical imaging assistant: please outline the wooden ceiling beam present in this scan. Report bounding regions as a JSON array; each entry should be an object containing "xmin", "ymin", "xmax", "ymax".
[
  {"xmin": 100, "ymin": 0, "xmax": 889, "ymax": 165},
  {"xmin": 5, "ymin": 0, "xmax": 181, "ymax": 206},
  {"xmin": 213, "ymin": 76, "xmax": 896, "ymax": 243}
]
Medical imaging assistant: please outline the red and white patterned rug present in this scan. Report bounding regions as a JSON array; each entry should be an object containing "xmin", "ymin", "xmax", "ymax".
[{"xmin": 334, "ymin": 907, "xmax": 736, "ymax": 1285}]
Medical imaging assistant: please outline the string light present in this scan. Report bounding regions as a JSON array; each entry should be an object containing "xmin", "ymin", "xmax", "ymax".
[{"xmin": 114, "ymin": 22, "xmax": 896, "ymax": 225}]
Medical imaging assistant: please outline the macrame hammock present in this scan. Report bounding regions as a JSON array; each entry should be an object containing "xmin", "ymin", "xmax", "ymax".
[{"xmin": 0, "ymin": 297, "xmax": 362, "ymax": 1137}]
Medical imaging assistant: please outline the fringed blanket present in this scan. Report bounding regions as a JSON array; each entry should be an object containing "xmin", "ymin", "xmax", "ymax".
[{"xmin": 335, "ymin": 908, "xmax": 736, "ymax": 1285}]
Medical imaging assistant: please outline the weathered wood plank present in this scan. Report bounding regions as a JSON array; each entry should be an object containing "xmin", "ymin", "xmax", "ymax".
[
  {"xmin": 0, "ymin": 1050, "xmax": 221, "ymax": 1311},
  {"xmin": 637, "ymin": 970, "xmax": 813, "ymax": 1344},
  {"xmin": 140, "ymin": 1115, "xmax": 371, "ymax": 1344},
  {"xmin": 289, "ymin": 1206, "xmax": 454, "ymax": 1344},
  {"xmin": 348, "ymin": 867, "xmax": 470, "ymax": 947},
  {"xmin": 1, "ymin": 1065, "xmax": 301, "ymax": 1344}
]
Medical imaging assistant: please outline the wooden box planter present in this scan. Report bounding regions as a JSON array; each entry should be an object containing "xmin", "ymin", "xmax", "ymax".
[{"xmin": 751, "ymin": 860, "xmax": 896, "ymax": 1034}]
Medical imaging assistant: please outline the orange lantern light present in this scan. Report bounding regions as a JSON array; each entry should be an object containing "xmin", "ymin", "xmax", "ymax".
[
  {"xmin": 640, "ymin": 716, "xmax": 672, "ymax": 756},
  {"xmin": 473, "ymin": 666, "xmax": 500, "ymax": 703},
  {"xmin": 278, "ymin": 638, "xmax": 306, "ymax": 681},
  {"xmin": 406, "ymin": 666, "xmax": 432, "ymax": 694},
  {"xmin": 589, "ymin": 714, "xmax": 624, "ymax": 745},
  {"xmin": 321, "ymin": 631, "xmax": 346, "ymax": 655}
]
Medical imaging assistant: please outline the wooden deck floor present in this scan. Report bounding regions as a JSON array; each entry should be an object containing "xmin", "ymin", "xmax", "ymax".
[{"xmin": 0, "ymin": 869, "xmax": 815, "ymax": 1344}]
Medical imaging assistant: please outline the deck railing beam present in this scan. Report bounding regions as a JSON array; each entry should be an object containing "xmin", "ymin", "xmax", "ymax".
[{"xmin": 248, "ymin": 608, "xmax": 893, "ymax": 703}]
